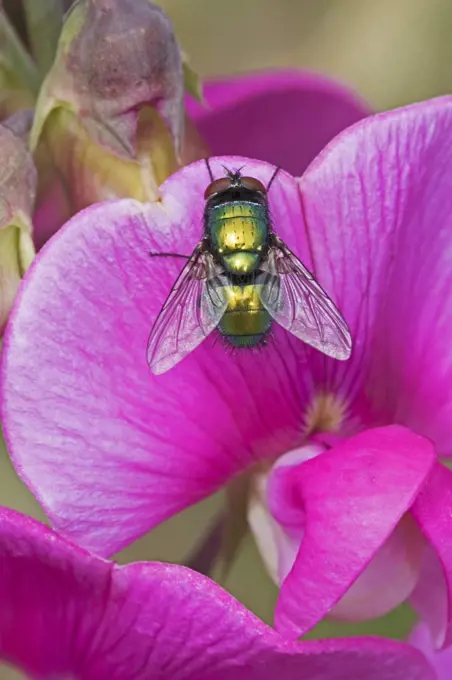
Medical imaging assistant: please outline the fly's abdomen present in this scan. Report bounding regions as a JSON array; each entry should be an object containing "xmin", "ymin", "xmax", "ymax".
[
  {"xmin": 209, "ymin": 202, "xmax": 268, "ymax": 275},
  {"xmin": 218, "ymin": 284, "xmax": 271, "ymax": 347}
]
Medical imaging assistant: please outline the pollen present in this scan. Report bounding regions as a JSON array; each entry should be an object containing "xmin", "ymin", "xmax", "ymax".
[{"xmin": 303, "ymin": 391, "xmax": 346, "ymax": 436}]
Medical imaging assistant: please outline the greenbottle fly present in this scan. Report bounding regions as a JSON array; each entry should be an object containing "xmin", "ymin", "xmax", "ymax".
[{"xmin": 147, "ymin": 160, "xmax": 352, "ymax": 374}]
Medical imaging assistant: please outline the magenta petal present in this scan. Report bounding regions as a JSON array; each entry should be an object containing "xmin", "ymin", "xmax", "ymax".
[
  {"xmin": 0, "ymin": 508, "xmax": 433, "ymax": 680},
  {"xmin": 1, "ymin": 157, "xmax": 322, "ymax": 556},
  {"xmin": 187, "ymin": 70, "xmax": 370, "ymax": 176},
  {"xmin": 410, "ymin": 545, "xmax": 448, "ymax": 651},
  {"xmin": 297, "ymin": 96, "xmax": 452, "ymax": 451},
  {"xmin": 410, "ymin": 624, "xmax": 452, "ymax": 680},
  {"xmin": 273, "ymin": 425, "xmax": 435, "ymax": 638},
  {"xmin": 411, "ymin": 462, "xmax": 452, "ymax": 648}
]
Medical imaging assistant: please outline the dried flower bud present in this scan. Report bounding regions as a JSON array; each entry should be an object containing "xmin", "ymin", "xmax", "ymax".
[
  {"xmin": 70, "ymin": 0, "xmax": 184, "ymax": 157},
  {"xmin": 30, "ymin": 0, "xmax": 207, "ymax": 236}
]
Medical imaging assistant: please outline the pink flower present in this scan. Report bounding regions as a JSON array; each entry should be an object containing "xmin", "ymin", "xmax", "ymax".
[
  {"xmin": 5, "ymin": 86, "xmax": 452, "ymax": 646},
  {"xmin": 0, "ymin": 506, "xmax": 432, "ymax": 680}
]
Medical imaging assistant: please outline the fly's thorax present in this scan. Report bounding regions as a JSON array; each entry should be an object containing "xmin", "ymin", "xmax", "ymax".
[
  {"xmin": 207, "ymin": 200, "xmax": 268, "ymax": 275},
  {"xmin": 218, "ymin": 283, "xmax": 271, "ymax": 347}
]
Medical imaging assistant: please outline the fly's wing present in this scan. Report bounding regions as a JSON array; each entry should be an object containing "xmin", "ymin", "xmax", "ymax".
[
  {"xmin": 257, "ymin": 236, "xmax": 352, "ymax": 359},
  {"xmin": 147, "ymin": 245, "xmax": 229, "ymax": 374}
]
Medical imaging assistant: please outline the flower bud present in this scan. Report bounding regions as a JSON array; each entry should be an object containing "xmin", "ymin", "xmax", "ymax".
[{"xmin": 30, "ymin": 0, "xmax": 207, "ymax": 226}]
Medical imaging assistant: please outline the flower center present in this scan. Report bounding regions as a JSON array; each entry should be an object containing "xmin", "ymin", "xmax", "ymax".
[{"xmin": 303, "ymin": 391, "xmax": 347, "ymax": 437}]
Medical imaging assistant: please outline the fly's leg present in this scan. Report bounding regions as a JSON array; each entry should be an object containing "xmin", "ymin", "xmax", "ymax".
[
  {"xmin": 148, "ymin": 252, "xmax": 190, "ymax": 259},
  {"xmin": 267, "ymin": 166, "xmax": 281, "ymax": 192},
  {"xmin": 205, "ymin": 157, "xmax": 214, "ymax": 182}
]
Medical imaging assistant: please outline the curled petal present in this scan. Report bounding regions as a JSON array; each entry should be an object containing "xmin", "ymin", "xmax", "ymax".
[
  {"xmin": 248, "ymin": 445, "xmax": 323, "ymax": 584},
  {"xmin": 272, "ymin": 426, "xmax": 435, "ymax": 638},
  {"xmin": 330, "ymin": 514, "xmax": 426, "ymax": 622},
  {"xmin": 248, "ymin": 466, "xmax": 300, "ymax": 585},
  {"xmin": 0, "ymin": 508, "xmax": 433, "ymax": 680},
  {"xmin": 411, "ymin": 462, "xmax": 452, "ymax": 648},
  {"xmin": 410, "ymin": 624, "xmax": 452, "ymax": 680},
  {"xmin": 410, "ymin": 544, "xmax": 448, "ymax": 652},
  {"xmin": 253, "ymin": 445, "xmax": 426, "ymax": 622}
]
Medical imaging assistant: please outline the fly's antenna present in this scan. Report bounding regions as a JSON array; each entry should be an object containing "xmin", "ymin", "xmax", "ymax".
[
  {"xmin": 205, "ymin": 158, "xmax": 215, "ymax": 182},
  {"xmin": 267, "ymin": 166, "xmax": 281, "ymax": 193},
  {"xmin": 222, "ymin": 165, "xmax": 246, "ymax": 187},
  {"xmin": 222, "ymin": 164, "xmax": 245, "ymax": 177}
]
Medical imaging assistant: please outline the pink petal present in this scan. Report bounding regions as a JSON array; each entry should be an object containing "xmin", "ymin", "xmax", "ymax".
[
  {"xmin": 187, "ymin": 70, "xmax": 370, "ymax": 175},
  {"xmin": 1, "ymin": 157, "xmax": 323, "ymax": 556},
  {"xmin": 411, "ymin": 462, "xmax": 452, "ymax": 648},
  {"xmin": 247, "ymin": 445, "xmax": 324, "ymax": 585},
  {"xmin": 410, "ymin": 546, "xmax": 448, "ymax": 651},
  {"xmin": 251, "ymin": 444, "xmax": 426, "ymax": 622},
  {"xmin": 0, "ymin": 508, "xmax": 433, "ymax": 680},
  {"xmin": 410, "ymin": 624, "xmax": 452, "ymax": 680},
  {"xmin": 272, "ymin": 426, "xmax": 435, "ymax": 638},
  {"xmin": 330, "ymin": 514, "xmax": 426, "ymax": 621},
  {"xmin": 296, "ymin": 96, "xmax": 452, "ymax": 452}
]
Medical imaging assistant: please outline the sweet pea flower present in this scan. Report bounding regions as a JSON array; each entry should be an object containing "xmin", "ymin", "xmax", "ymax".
[
  {"xmin": 6, "ymin": 97, "xmax": 452, "ymax": 647},
  {"xmin": 0, "ymin": 507, "xmax": 432, "ymax": 680}
]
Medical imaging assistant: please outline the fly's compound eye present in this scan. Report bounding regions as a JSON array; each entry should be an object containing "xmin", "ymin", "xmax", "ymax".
[
  {"xmin": 204, "ymin": 177, "xmax": 231, "ymax": 199},
  {"xmin": 240, "ymin": 176, "xmax": 267, "ymax": 193}
]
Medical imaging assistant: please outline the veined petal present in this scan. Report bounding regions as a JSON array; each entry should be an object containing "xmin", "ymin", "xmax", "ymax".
[
  {"xmin": 188, "ymin": 70, "xmax": 370, "ymax": 175},
  {"xmin": 411, "ymin": 462, "xmax": 452, "ymax": 648},
  {"xmin": 0, "ymin": 508, "xmax": 433, "ymax": 680},
  {"xmin": 297, "ymin": 96, "xmax": 452, "ymax": 451},
  {"xmin": 2, "ymin": 156, "xmax": 327, "ymax": 556},
  {"xmin": 272, "ymin": 426, "xmax": 435, "ymax": 638}
]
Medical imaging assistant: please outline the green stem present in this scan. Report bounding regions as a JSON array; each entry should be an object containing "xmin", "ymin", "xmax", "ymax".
[
  {"xmin": 22, "ymin": 0, "xmax": 64, "ymax": 79},
  {"xmin": 0, "ymin": 9, "xmax": 39, "ymax": 94},
  {"xmin": 185, "ymin": 512, "xmax": 224, "ymax": 576}
]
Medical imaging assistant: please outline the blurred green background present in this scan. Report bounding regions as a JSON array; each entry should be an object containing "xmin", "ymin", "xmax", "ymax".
[
  {"xmin": 161, "ymin": 0, "xmax": 452, "ymax": 110},
  {"xmin": 1, "ymin": 0, "xmax": 450, "ymax": 675}
]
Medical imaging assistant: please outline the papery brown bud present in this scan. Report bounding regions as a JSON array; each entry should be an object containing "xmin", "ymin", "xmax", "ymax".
[
  {"xmin": 72, "ymin": 0, "xmax": 184, "ymax": 157},
  {"xmin": 31, "ymin": 0, "xmax": 190, "ymax": 159},
  {"xmin": 30, "ymin": 0, "xmax": 208, "ymax": 240}
]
